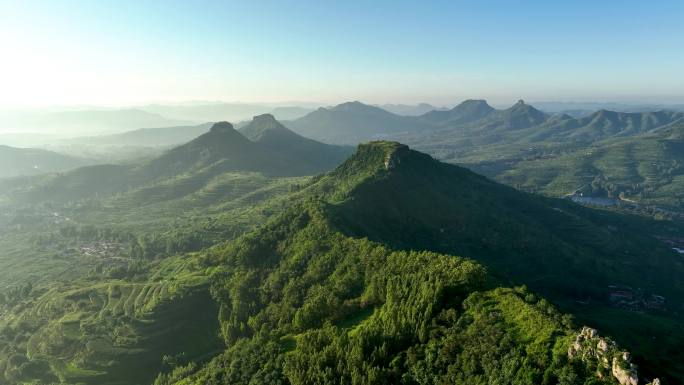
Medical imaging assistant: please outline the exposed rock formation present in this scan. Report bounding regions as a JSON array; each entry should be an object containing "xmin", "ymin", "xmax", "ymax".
[
  {"xmin": 568, "ymin": 326, "xmax": 660, "ymax": 385},
  {"xmin": 384, "ymin": 144, "xmax": 410, "ymax": 170},
  {"xmin": 612, "ymin": 352, "xmax": 638, "ymax": 385}
]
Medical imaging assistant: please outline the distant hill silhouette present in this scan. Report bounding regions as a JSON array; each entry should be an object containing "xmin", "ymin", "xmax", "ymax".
[
  {"xmin": 287, "ymin": 101, "xmax": 431, "ymax": 144},
  {"xmin": 0, "ymin": 145, "xmax": 93, "ymax": 178},
  {"xmin": 6, "ymin": 118, "xmax": 352, "ymax": 203}
]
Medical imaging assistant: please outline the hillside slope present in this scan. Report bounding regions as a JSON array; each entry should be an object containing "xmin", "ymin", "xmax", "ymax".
[
  {"xmin": 466, "ymin": 122, "xmax": 684, "ymax": 212},
  {"xmin": 0, "ymin": 145, "xmax": 93, "ymax": 178},
  {"xmin": 154, "ymin": 142, "xmax": 675, "ymax": 384},
  {"xmin": 3, "ymin": 120, "xmax": 348, "ymax": 204},
  {"xmin": 293, "ymin": 142, "xmax": 684, "ymax": 381},
  {"xmin": 240, "ymin": 114, "xmax": 353, "ymax": 171},
  {"xmin": 0, "ymin": 142, "xmax": 677, "ymax": 384}
]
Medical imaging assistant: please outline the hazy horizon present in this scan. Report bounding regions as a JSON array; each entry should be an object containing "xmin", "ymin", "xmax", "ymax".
[{"xmin": 2, "ymin": 1, "xmax": 684, "ymax": 108}]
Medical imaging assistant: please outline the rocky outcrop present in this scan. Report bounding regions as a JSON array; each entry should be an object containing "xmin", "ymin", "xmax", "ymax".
[
  {"xmin": 384, "ymin": 144, "xmax": 410, "ymax": 170},
  {"xmin": 568, "ymin": 326, "xmax": 660, "ymax": 385},
  {"xmin": 612, "ymin": 352, "xmax": 638, "ymax": 385}
]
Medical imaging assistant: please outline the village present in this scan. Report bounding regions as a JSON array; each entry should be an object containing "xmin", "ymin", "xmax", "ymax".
[
  {"xmin": 76, "ymin": 241, "xmax": 131, "ymax": 269},
  {"xmin": 78, "ymin": 241, "xmax": 123, "ymax": 258}
]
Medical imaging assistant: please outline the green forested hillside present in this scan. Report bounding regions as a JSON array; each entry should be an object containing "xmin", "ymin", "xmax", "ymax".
[
  {"xmin": 464, "ymin": 125, "xmax": 684, "ymax": 212},
  {"xmin": 0, "ymin": 169, "xmax": 306, "ymax": 385},
  {"xmin": 0, "ymin": 141, "xmax": 680, "ymax": 384},
  {"xmin": 161, "ymin": 206, "xmax": 594, "ymax": 385},
  {"xmin": 151, "ymin": 142, "xmax": 679, "ymax": 384},
  {"xmin": 0, "ymin": 117, "xmax": 353, "ymax": 384}
]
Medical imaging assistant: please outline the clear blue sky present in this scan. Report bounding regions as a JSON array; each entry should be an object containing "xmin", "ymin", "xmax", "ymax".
[{"xmin": 1, "ymin": 0, "xmax": 683, "ymax": 106}]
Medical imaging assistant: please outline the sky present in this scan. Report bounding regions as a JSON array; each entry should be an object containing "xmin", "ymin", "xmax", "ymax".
[{"xmin": 1, "ymin": 0, "xmax": 684, "ymax": 107}]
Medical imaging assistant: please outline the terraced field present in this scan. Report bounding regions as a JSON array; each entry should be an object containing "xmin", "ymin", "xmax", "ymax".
[{"xmin": 0, "ymin": 257, "xmax": 222, "ymax": 385}]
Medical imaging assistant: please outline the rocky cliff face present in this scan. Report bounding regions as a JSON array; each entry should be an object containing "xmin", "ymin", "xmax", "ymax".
[
  {"xmin": 384, "ymin": 144, "xmax": 410, "ymax": 170},
  {"xmin": 568, "ymin": 326, "xmax": 660, "ymax": 385}
]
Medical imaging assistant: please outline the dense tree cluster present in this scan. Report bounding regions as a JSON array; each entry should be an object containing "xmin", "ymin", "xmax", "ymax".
[{"xmin": 158, "ymin": 203, "xmax": 616, "ymax": 385}]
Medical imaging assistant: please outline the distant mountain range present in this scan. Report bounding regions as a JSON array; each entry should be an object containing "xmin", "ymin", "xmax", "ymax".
[
  {"xmin": 277, "ymin": 99, "xmax": 684, "ymax": 212},
  {"xmin": 5, "ymin": 116, "xmax": 352, "ymax": 203},
  {"xmin": 139, "ymin": 102, "xmax": 444, "ymax": 122},
  {"xmin": 285, "ymin": 101, "xmax": 434, "ymax": 144},
  {"xmin": 375, "ymin": 102, "xmax": 446, "ymax": 116},
  {"xmin": 532, "ymin": 101, "xmax": 684, "ymax": 115},
  {"xmin": 5, "ymin": 99, "xmax": 684, "ymax": 213},
  {"xmin": 286, "ymin": 99, "xmax": 684, "ymax": 147},
  {"xmin": 285, "ymin": 99, "xmax": 559, "ymax": 145}
]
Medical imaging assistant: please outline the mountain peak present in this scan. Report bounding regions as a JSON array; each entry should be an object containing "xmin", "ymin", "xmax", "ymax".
[
  {"xmin": 209, "ymin": 121, "xmax": 236, "ymax": 133},
  {"xmin": 240, "ymin": 114, "xmax": 292, "ymax": 141},
  {"xmin": 364, "ymin": 141, "xmax": 410, "ymax": 165},
  {"xmin": 461, "ymin": 99, "xmax": 490, "ymax": 106},
  {"xmin": 506, "ymin": 99, "xmax": 544, "ymax": 114},
  {"xmin": 330, "ymin": 141, "xmax": 418, "ymax": 181},
  {"xmin": 380, "ymin": 142, "xmax": 411, "ymax": 170},
  {"xmin": 331, "ymin": 101, "xmax": 385, "ymax": 114},
  {"xmin": 453, "ymin": 99, "xmax": 495, "ymax": 112},
  {"xmin": 336, "ymin": 100, "xmax": 365, "ymax": 108},
  {"xmin": 419, "ymin": 99, "xmax": 495, "ymax": 124},
  {"xmin": 249, "ymin": 113, "xmax": 286, "ymax": 131},
  {"xmin": 252, "ymin": 113, "xmax": 279, "ymax": 125},
  {"xmin": 360, "ymin": 141, "xmax": 410, "ymax": 160}
]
